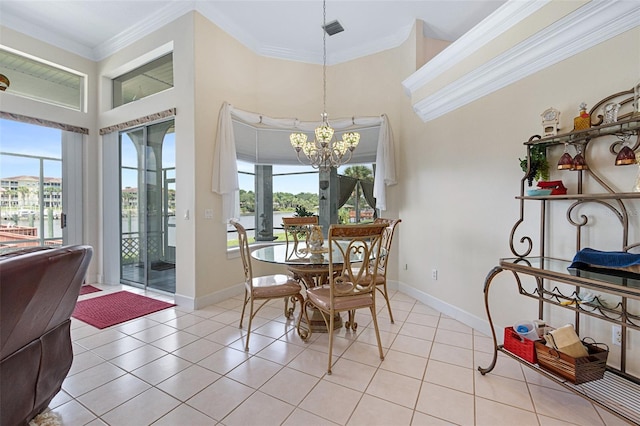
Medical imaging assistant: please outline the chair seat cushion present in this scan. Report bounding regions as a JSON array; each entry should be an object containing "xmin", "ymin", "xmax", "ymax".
[
  {"xmin": 351, "ymin": 270, "xmax": 384, "ymax": 285},
  {"xmin": 251, "ymin": 274, "xmax": 301, "ymax": 298},
  {"xmin": 306, "ymin": 285, "xmax": 373, "ymax": 312},
  {"xmin": 372, "ymin": 274, "xmax": 385, "ymax": 284}
]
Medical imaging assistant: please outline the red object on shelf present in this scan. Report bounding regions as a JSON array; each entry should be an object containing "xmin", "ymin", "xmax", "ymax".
[
  {"xmin": 537, "ymin": 180, "xmax": 567, "ymax": 195},
  {"xmin": 503, "ymin": 327, "xmax": 538, "ymax": 363}
]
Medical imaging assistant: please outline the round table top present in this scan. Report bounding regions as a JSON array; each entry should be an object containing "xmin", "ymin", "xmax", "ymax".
[{"xmin": 251, "ymin": 243, "xmax": 336, "ymax": 266}]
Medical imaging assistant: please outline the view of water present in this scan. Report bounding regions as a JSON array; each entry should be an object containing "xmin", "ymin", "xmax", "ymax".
[
  {"xmin": 228, "ymin": 212, "xmax": 294, "ymax": 241},
  {"xmin": 1, "ymin": 216, "xmax": 63, "ymax": 239},
  {"xmin": 1, "ymin": 212, "xmax": 292, "ymax": 243}
]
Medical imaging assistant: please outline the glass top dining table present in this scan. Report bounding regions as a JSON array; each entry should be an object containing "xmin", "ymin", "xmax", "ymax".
[
  {"xmin": 251, "ymin": 242, "xmax": 337, "ymax": 265},
  {"xmin": 252, "ymin": 242, "xmax": 349, "ymax": 331},
  {"xmin": 253, "ymin": 240, "xmax": 374, "ymax": 290},
  {"xmin": 251, "ymin": 242, "xmax": 340, "ymax": 288}
]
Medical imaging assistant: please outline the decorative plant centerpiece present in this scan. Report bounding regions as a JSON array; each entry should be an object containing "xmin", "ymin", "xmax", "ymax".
[
  {"xmin": 294, "ymin": 205, "xmax": 314, "ymax": 218},
  {"xmin": 287, "ymin": 205, "xmax": 318, "ymax": 241},
  {"xmin": 520, "ymin": 145, "xmax": 550, "ymax": 186}
]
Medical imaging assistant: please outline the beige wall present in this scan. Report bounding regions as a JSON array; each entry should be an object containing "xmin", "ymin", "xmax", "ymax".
[
  {"xmin": 189, "ymin": 13, "xmax": 411, "ymax": 303},
  {"xmin": 398, "ymin": 26, "xmax": 639, "ymax": 374},
  {"xmin": 191, "ymin": 13, "xmax": 328, "ymax": 302}
]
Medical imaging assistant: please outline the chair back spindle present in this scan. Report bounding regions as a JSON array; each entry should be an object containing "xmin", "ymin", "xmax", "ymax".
[{"xmin": 282, "ymin": 216, "xmax": 319, "ymax": 260}]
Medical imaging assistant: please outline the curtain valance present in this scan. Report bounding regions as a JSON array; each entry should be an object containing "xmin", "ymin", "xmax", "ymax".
[
  {"xmin": 99, "ymin": 108, "xmax": 176, "ymax": 135},
  {"xmin": 212, "ymin": 102, "xmax": 396, "ymax": 223},
  {"xmin": 0, "ymin": 111, "xmax": 89, "ymax": 135}
]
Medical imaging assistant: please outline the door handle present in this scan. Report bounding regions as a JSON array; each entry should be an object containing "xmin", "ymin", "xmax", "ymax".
[{"xmin": 61, "ymin": 212, "xmax": 67, "ymax": 229}]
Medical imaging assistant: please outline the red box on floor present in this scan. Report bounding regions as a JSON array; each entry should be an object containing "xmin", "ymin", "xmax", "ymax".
[{"xmin": 503, "ymin": 326, "xmax": 538, "ymax": 363}]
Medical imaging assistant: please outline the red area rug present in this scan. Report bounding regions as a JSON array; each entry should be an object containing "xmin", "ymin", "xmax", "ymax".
[
  {"xmin": 72, "ymin": 291, "xmax": 175, "ymax": 329},
  {"xmin": 79, "ymin": 285, "xmax": 102, "ymax": 295}
]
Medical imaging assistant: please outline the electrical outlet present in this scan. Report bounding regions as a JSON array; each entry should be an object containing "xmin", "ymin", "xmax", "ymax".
[
  {"xmin": 612, "ymin": 325, "xmax": 622, "ymax": 346},
  {"xmin": 432, "ymin": 269, "xmax": 438, "ymax": 280}
]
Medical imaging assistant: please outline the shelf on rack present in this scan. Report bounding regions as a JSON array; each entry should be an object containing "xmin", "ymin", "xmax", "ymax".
[
  {"xmin": 500, "ymin": 257, "xmax": 640, "ymax": 296},
  {"xmin": 499, "ymin": 347, "xmax": 640, "ymax": 424},
  {"xmin": 485, "ymin": 89, "xmax": 640, "ymax": 424},
  {"xmin": 517, "ymin": 192, "xmax": 640, "ymax": 201},
  {"xmin": 524, "ymin": 117, "xmax": 640, "ymax": 147}
]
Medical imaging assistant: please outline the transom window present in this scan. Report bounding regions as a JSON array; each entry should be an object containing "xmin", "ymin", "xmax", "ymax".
[
  {"xmin": 0, "ymin": 47, "xmax": 85, "ymax": 111},
  {"xmin": 112, "ymin": 53, "xmax": 173, "ymax": 107}
]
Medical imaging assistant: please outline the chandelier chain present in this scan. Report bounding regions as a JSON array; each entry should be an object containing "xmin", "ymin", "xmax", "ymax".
[
  {"xmin": 323, "ymin": 0, "xmax": 327, "ymax": 117},
  {"xmin": 288, "ymin": 0, "xmax": 360, "ymax": 171}
]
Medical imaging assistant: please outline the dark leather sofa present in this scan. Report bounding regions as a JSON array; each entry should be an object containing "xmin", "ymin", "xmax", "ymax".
[{"xmin": 1, "ymin": 245, "xmax": 93, "ymax": 426}]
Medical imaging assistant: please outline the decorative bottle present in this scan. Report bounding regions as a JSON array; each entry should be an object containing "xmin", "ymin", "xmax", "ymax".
[{"xmin": 573, "ymin": 102, "xmax": 591, "ymax": 131}]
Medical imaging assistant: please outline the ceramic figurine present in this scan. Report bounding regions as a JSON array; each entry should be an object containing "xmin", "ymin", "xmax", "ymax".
[{"xmin": 541, "ymin": 107, "xmax": 560, "ymax": 137}]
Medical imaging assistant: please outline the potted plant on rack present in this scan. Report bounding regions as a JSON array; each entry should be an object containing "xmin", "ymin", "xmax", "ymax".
[{"xmin": 520, "ymin": 145, "xmax": 550, "ymax": 186}]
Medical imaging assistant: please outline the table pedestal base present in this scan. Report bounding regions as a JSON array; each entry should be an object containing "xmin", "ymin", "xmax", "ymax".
[
  {"xmin": 287, "ymin": 264, "xmax": 332, "ymax": 288},
  {"xmin": 300, "ymin": 306, "xmax": 342, "ymax": 333}
]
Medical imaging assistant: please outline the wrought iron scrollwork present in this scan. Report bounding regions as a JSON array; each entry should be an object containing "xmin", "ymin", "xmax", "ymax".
[{"xmin": 509, "ymin": 219, "xmax": 533, "ymax": 258}]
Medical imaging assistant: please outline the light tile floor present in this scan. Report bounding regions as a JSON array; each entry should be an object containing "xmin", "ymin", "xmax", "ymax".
[{"xmin": 46, "ymin": 285, "xmax": 632, "ymax": 425}]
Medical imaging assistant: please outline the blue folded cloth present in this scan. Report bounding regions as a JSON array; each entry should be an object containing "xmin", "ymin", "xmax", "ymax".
[
  {"xmin": 572, "ymin": 248, "xmax": 640, "ymax": 268},
  {"xmin": 570, "ymin": 248, "xmax": 640, "ymax": 276}
]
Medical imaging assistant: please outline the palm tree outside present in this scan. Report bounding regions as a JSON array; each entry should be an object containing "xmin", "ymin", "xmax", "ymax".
[{"xmin": 17, "ymin": 186, "xmax": 30, "ymax": 208}]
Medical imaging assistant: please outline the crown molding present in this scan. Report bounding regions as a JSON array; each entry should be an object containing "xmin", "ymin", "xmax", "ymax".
[
  {"xmin": 257, "ymin": 24, "xmax": 411, "ymax": 65},
  {"xmin": 1, "ymin": 13, "xmax": 94, "ymax": 59},
  {"xmin": 412, "ymin": 0, "xmax": 640, "ymax": 122},
  {"xmin": 196, "ymin": 2, "xmax": 260, "ymax": 55},
  {"xmin": 257, "ymin": 46, "xmax": 320, "ymax": 65},
  {"xmin": 93, "ymin": 1, "xmax": 194, "ymax": 61},
  {"xmin": 199, "ymin": 3, "xmax": 413, "ymax": 66},
  {"xmin": 198, "ymin": 2, "xmax": 317, "ymax": 65},
  {"xmin": 3, "ymin": 2, "xmax": 493, "ymax": 66},
  {"xmin": 197, "ymin": 1, "xmax": 321, "ymax": 65},
  {"xmin": 1, "ymin": 1, "xmax": 194, "ymax": 61},
  {"xmin": 328, "ymin": 23, "xmax": 414, "ymax": 65},
  {"xmin": 401, "ymin": 0, "xmax": 549, "ymax": 97}
]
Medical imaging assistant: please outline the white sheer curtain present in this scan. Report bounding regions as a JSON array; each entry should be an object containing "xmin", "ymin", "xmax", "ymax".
[{"xmin": 211, "ymin": 102, "xmax": 397, "ymax": 223}]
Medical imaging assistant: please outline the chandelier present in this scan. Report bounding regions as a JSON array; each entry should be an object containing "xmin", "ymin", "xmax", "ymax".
[{"xmin": 290, "ymin": 0, "xmax": 360, "ymax": 171}]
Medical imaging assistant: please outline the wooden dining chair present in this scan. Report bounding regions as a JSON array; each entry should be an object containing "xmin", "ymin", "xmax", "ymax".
[
  {"xmin": 230, "ymin": 220, "xmax": 303, "ymax": 351},
  {"xmin": 282, "ymin": 216, "xmax": 318, "ymax": 260},
  {"xmin": 297, "ymin": 223, "xmax": 388, "ymax": 374},
  {"xmin": 372, "ymin": 217, "xmax": 402, "ymax": 323}
]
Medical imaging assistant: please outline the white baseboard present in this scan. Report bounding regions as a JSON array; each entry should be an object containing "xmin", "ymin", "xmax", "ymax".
[
  {"xmin": 173, "ymin": 293, "xmax": 195, "ymax": 309},
  {"xmin": 99, "ymin": 275, "xmax": 491, "ymax": 337},
  {"xmin": 180, "ymin": 280, "xmax": 492, "ymax": 337},
  {"xmin": 390, "ymin": 280, "xmax": 492, "ymax": 338},
  {"xmin": 175, "ymin": 283, "xmax": 245, "ymax": 310}
]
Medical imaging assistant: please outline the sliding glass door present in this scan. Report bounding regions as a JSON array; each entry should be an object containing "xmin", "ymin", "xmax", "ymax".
[
  {"xmin": 119, "ymin": 119, "xmax": 176, "ymax": 293},
  {"xmin": 0, "ymin": 118, "xmax": 83, "ymax": 252}
]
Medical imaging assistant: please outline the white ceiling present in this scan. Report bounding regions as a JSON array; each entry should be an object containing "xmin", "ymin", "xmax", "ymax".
[{"xmin": 0, "ymin": 0, "xmax": 506, "ymax": 63}]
